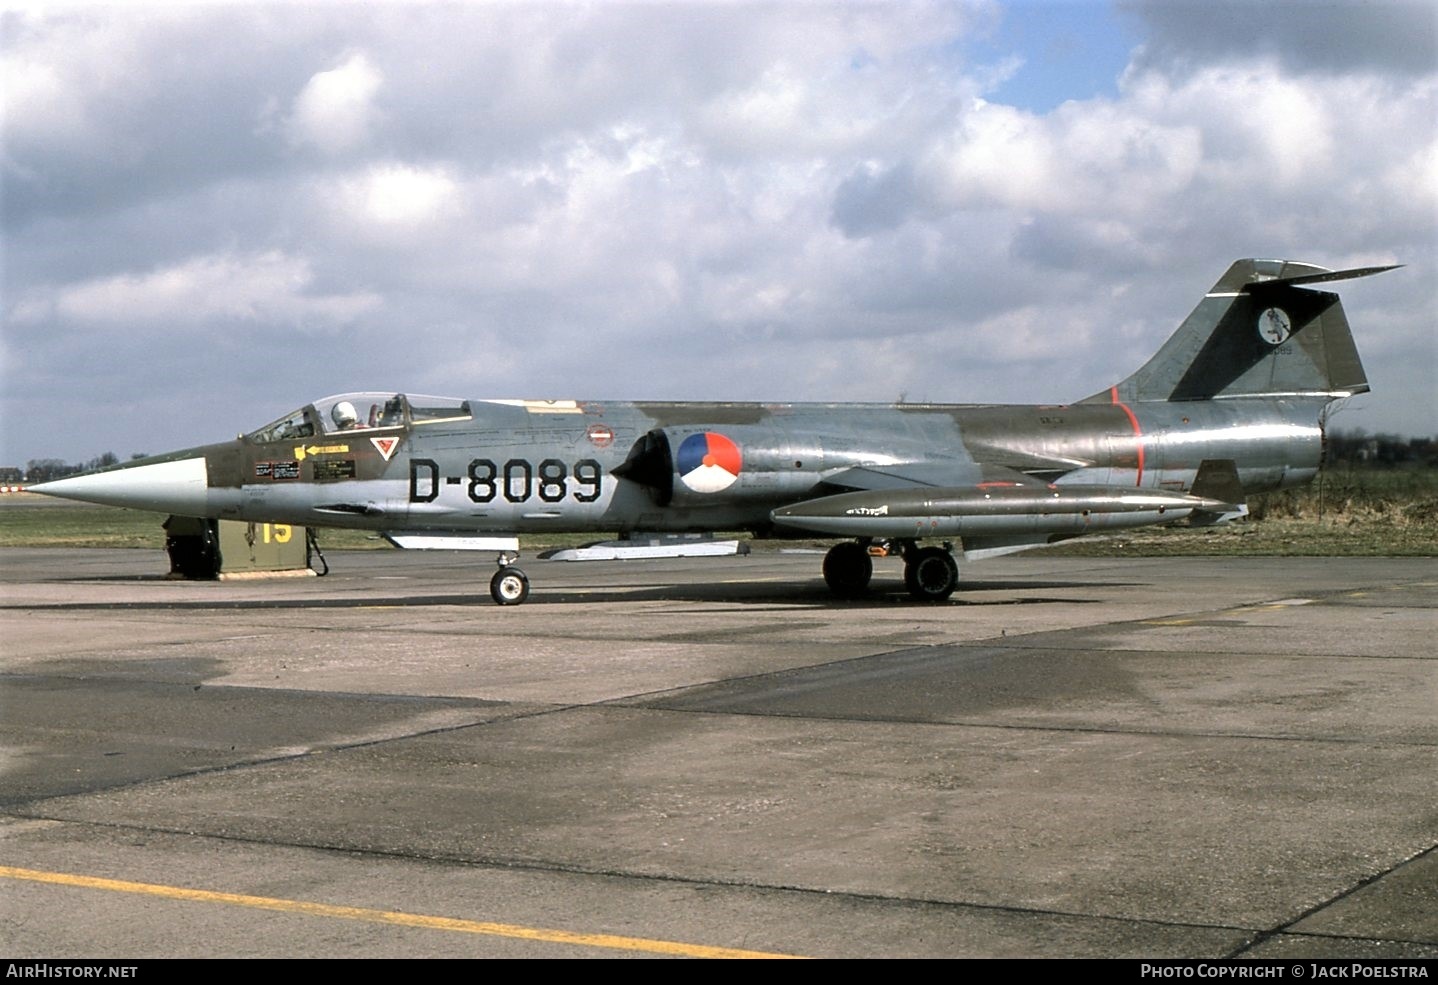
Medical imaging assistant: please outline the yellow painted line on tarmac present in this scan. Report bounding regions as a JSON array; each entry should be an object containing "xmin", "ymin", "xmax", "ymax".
[
  {"xmin": 1144, "ymin": 596, "xmax": 1322, "ymax": 626},
  {"xmin": 1, "ymin": 865, "xmax": 802, "ymax": 959}
]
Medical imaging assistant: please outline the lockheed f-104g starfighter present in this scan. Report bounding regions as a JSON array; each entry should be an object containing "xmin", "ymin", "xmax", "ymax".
[{"xmin": 33, "ymin": 258, "xmax": 1398, "ymax": 604}]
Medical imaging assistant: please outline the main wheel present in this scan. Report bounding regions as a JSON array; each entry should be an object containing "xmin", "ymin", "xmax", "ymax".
[
  {"xmin": 823, "ymin": 542, "xmax": 873, "ymax": 597},
  {"xmin": 904, "ymin": 546, "xmax": 958, "ymax": 602},
  {"xmin": 490, "ymin": 566, "xmax": 530, "ymax": 605}
]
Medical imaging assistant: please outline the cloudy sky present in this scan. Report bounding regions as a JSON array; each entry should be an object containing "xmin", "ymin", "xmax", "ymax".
[{"xmin": 4, "ymin": 0, "xmax": 1434, "ymax": 466}]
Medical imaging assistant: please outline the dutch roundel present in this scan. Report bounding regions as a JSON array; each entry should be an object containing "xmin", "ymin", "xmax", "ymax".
[{"xmin": 676, "ymin": 432, "xmax": 742, "ymax": 493}]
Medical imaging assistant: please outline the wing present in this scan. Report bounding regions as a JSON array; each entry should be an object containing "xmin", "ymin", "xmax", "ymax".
[
  {"xmin": 802, "ymin": 461, "xmax": 1070, "ymax": 559},
  {"xmin": 777, "ymin": 458, "xmax": 1055, "ymax": 557},
  {"xmin": 776, "ymin": 458, "xmax": 1221, "ymax": 561}
]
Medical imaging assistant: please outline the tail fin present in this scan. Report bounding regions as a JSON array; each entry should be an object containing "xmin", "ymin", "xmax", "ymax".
[{"xmin": 1084, "ymin": 259, "xmax": 1398, "ymax": 404}]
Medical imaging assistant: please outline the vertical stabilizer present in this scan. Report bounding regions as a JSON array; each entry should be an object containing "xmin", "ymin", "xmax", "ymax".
[{"xmin": 1084, "ymin": 260, "xmax": 1397, "ymax": 404}]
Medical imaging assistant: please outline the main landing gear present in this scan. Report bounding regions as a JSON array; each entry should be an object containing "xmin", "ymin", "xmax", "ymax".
[
  {"xmin": 490, "ymin": 552, "xmax": 530, "ymax": 606},
  {"xmin": 822, "ymin": 539, "xmax": 960, "ymax": 602},
  {"xmin": 902, "ymin": 544, "xmax": 960, "ymax": 602},
  {"xmin": 822, "ymin": 541, "xmax": 872, "ymax": 597}
]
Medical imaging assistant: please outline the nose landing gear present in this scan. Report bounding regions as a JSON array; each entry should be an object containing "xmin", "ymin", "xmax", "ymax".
[{"xmin": 490, "ymin": 552, "xmax": 530, "ymax": 605}]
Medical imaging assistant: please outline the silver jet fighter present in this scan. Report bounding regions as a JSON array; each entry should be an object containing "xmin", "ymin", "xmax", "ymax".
[{"xmin": 33, "ymin": 258, "xmax": 1397, "ymax": 604}]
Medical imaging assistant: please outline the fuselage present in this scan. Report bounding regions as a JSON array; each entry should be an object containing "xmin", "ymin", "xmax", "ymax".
[{"xmin": 51, "ymin": 390, "xmax": 1325, "ymax": 537}]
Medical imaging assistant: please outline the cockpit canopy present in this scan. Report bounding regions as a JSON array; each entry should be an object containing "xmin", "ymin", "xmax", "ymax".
[{"xmin": 246, "ymin": 393, "xmax": 472, "ymax": 443}]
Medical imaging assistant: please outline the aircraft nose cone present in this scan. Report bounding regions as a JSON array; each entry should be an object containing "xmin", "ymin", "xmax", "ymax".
[{"xmin": 30, "ymin": 456, "xmax": 211, "ymax": 515}]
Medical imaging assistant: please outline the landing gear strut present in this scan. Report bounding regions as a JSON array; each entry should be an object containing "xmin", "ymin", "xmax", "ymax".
[{"xmin": 490, "ymin": 551, "xmax": 530, "ymax": 605}]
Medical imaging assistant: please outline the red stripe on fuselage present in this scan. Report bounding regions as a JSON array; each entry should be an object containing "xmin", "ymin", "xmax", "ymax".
[{"xmin": 1109, "ymin": 386, "xmax": 1145, "ymax": 487}]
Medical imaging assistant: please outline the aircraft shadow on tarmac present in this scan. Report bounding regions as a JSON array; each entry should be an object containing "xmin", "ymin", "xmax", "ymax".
[{"xmin": 14, "ymin": 578, "xmax": 1117, "ymax": 609}]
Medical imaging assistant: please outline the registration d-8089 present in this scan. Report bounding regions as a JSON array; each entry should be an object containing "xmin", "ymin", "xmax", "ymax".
[{"xmin": 465, "ymin": 458, "xmax": 603, "ymax": 504}]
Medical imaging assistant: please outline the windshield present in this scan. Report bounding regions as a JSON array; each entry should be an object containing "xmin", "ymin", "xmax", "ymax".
[
  {"xmin": 246, "ymin": 393, "xmax": 472, "ymax": 442},
  {"xmin": 247, "ymin": 406, "xmax": 315, "ymax": 443}
]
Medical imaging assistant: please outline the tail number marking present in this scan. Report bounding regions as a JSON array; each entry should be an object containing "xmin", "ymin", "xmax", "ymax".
[{"xmin": 461, "ymin": 458, "xmax": 603, "ymax": 504}]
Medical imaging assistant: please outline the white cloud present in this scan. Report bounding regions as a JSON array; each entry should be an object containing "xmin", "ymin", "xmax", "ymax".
[
  {"xmin": 286, "ymin": 51, "xmax": 383, "ymax": 154},
  {"xmin": 2, "ymin": 52, "xmax": 83, "ymax": 151},
  {"xmin": 336, "ymin": 162, "xmax": 461, "ymax": 228},
  {"xmin": 2, "ymin": 3, "xmax": 1432, "ymax": 464},
  {"xmin": 1124, "ymin": 63, "xmax": 1335, "ymax": 190},
  {"xmin": 28, "ymin": 251, "xmax": 379, "ymax": 328},
  {"xmin": 0, "ymin": 7, "xmax": 163, "ymax": 160},
  {"xmin": 911, "ymin": 90, "xmax": 1205, "ymax": 219}
]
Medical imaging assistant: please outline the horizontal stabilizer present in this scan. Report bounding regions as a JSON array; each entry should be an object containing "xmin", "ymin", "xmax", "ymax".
[{"xmin": 1245, "ymin": 264, "xmax": 1402, "ymax": 290}]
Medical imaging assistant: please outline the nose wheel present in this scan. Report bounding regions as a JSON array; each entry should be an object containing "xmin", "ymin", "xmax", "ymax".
[{"xmin": 490, "ymin": 552, "xmax": 530, "ymax": 605}]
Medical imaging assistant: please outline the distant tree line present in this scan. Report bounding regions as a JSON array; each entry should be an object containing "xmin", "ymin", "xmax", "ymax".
[
  {"xmin": 19, "ymin": 452, "xmax": 145, "ymax": 483},
  {"xmin": 1325, "ymin": 431, "xmax": 1437, "ymax": 469}
]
